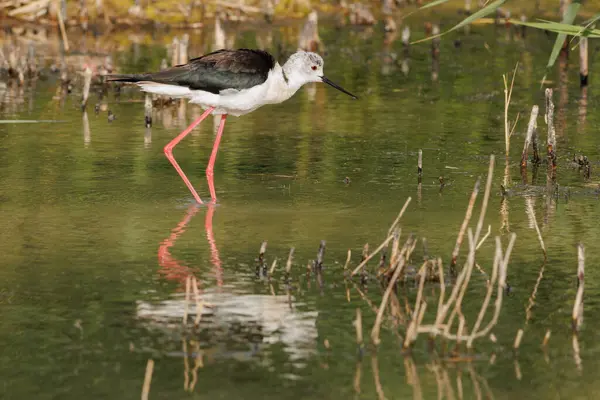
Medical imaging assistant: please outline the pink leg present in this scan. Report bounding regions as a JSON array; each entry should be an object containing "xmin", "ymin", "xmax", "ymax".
[
  {"xmin": 205, "ymin": 204, "xmax": 223, "ymax": 287},
  {"xmin": 206, "ymin": 114, "xmax": 228, "ymax": 203},
  {"xmin": 164, "ymin": 107, "xmax": 215, "ymax": 204}
]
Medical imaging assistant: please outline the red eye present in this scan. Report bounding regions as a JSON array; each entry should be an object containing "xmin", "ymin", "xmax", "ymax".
[{"xmin": 311, "ymin": 65, "xmax": 317, "ymax": 71}]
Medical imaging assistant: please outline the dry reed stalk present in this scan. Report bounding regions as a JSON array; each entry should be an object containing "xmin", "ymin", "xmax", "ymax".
[
  {"xmin": 269, "ymin": 258, "xmax": 278, "ymax": 275},
  {"xmin": 371, "ymin": 249, "xmax": 409, "ymax": 345},
  {"xmin": 81, "ymin": 66, "xmax": 92, "ymax": 110},
  {"xmin": 315, "ymin": 240, "xmax": 326, "ymax": 271},
  {"xmin": 55, "ymin": 0, "xmax": 70, "ymax": 51},
  {"xmin": 387, "ymin": 197, "xmax": 412, "ymax": 236},
  {"xmin": 343, "ymin": 249, "xmax": 351, "ymax": 270},
  {"xmin": 419, "ymin": 233, "xmax": 516, "ymax": 341},
  {"xmin": 475, "ymin": 225, "xmax": 491, "ymax": 250},
  {"xmin": 474, "ymin": 155, "xmax": 495, "ymax": 243},
  {"xmin": 144, "ymin": 94, "xmax": 152, "ymax": 128},
  {"xmin": 525, "ymin": 197, "xmax": 546, "ymax": 258},
  {"xmin": 183, "ymin": 275, "xmax": 191, "ymax": 325},
  {"xmin": 503, "ymin": 63, "xmax": 518, "ymax": 156},
  {"xmin": 580, "ymin": 37, "xmax": 588, "ymax": 87},
  {"xmin": 444, "ymin": 231, "xmax": 477, "ymax": 337},
  {"xmin": 435, "ymin": 258, "xmax": 445, "ymax": 321},
  {"xmin": 351, "ymin": 234, "xmax": 394, "ymax": 276},
  {"xmin": 355, "ymin": 308, "xmax": 363, "ymax": 347},
  {"xmin": 545, "ymin": 88, "xmax": 557, "ymax": 168},
  {"xmin": 466, "ymin": 239, "xmax": 501, "ymax": 348},
  {"xmin": 285, "ymin": 247, "xmax": 294, "ymax": 275},
  {"xmin": 451, "ymin": 178, "xmax": 480, "ymax": 268},
  {"xmin": 525, "ymin": 262, "xmax": 546, "ymax": 324},
  {"xmin": 513, "ymin": 328, "xmax": 524, "ymax": 350},
  {"xmin": 572, "ymin": 243, "xmax": 585, "ymax": 331},
  {"xmin": 141, "ymin": 359, "xmax": 154, "ymax": 400},
  {"xmin": 521, "ymin": 105, "xmax": 539, "ymax": 169},
  {"xmin": 542, "ymin": 330, "xmax": 551, "ymax": 347},
  {"xmin": 404, "ymin": 262, "xmax": 429, "ymax": 348}
]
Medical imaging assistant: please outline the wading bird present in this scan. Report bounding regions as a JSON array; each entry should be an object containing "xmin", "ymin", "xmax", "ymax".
[{"xmin": 108, "ymin": 49, "xmax": 357, "ymax": 204}]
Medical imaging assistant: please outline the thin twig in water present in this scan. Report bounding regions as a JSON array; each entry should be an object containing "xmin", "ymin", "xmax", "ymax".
[
  {"xmin": 372, "ymin": 242, "xmax": 411, "ymax": 345},
  {"xmin": 504, "ymin": 62, "xmax": 519, "ymax": 156},
  {"xmin": 387, "ymin": 197, "xmax": 412, "ymax": 236},
  {"xmin": 351, "ymin": 235, "xmax": 394, "ymax": 277},
  {"xmin": 451, "ymin": 178, "xmax": 480, "ymax": 268},
  {"xmin": 573, "ymin": 243, "xmax": 585, "ymax": 332},
  {"xmin": 141, "ymin": 359, "xmax": 154, "ymax": 400},
  {"xmin": 513, "ymin": 329, "xmax": 524, "ymax": 351}
]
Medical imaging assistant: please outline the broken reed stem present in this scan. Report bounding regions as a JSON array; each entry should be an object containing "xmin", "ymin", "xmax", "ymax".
[
  {"xmin": 525, "ymin": 198, "xmax": 546, "ymax": 258},
  {"xmin": 513, "ymin": 329, "xmax": 524, "ymax": 351},
  {"xmin": 141, "ymin": 359, "xmax": 154, "ymax": 400},
  {"xmin": 355, "ymin": 308, "xmax": 363, "ymax": 347},
  {"xmin": 545, "ymin": 88, "xmax": 557, "ymax": 167},
  {"xmin": 420, "ymin": 233, "xmax": 516, "ymax": 341},
  {"xmin": 285, "ymin": 247, "xmax": 295, "ymax": 275},
  {"xmin": 56, "ymin": 0, "xmax": 70, "ymax": 52},
  {"xmin": 315, "ymin": 240, "xmax": 326, "ymax": 270},
  {"xmin": 417, "ymin": 149, "xmax": 423, "ymax": 179},
  {"xmin": 475, "ymin": 225, "xmax": 491, "ymax": 251},
  {"xmin": 404, "ymin": 262, "xmax": 429, "ymax": 348},
  {"xmin": 81, "ymin": 66, "xmax": 92, "ymax": 110},
  {"xmin": 343, "ymin": 249, "xmax": 352, "ymax": 270},
  {"xmin": 387, "ymin": 197, "xmax": 412, "ymax": 236},
  {"xmin": 436, "ymin": 258, "xmax": 445, "ymax": 323},
  {"xmin": 269, "ymin": 258, "xmax": 278, "ymax": 275},
  {"xmin": 572, "ymin": 243, "xmax": 585, "ymax": 331},
  {"xmin": 580, "ymin": 37, "xmax": 588, "ymax": 87},
  {"xmin": 445, "ymin": 231, "xmax": 477, "ymax": 337},
  {"xmin": 451, "ymin": 178, "xmax": 480, "ymax": 267},
  {"xmin": 521, "ymin": 105, "xmax": 539, "ymax": 169},
  {"xmin": 542, "ymin": 330, "xmax": 551, "ymax": 347},
  {"xmin": 504, "ymin": 63, "xmax": 518, "ymax": 156},
  {"xmin": 144, "ymin": 94, "xmax": 153, "ymax": 128},
  {"xmin": 466, "ymin": 238, "xmax": 501, "ymax": 348},
  {"xmin": 474, "ymin": 155, "xmax": 495, "ymax": 243},
  {"xmin": 351, "ymin": 235, "xmax": 394, "ymax": 276},
  {"xmin": 371, "ymin": 253, "xmax": 408, "ymax": 345}
]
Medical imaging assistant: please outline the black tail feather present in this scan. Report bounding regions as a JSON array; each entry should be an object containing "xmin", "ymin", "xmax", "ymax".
[{"xmin": 106, "ymin": 74, "xmax": 147, "ymax": 83}]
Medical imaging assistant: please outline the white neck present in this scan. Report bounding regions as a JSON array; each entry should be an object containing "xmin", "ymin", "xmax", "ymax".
[{"xmin": 263, "ymin": 63, "xmax": 305, "ymax": 104}]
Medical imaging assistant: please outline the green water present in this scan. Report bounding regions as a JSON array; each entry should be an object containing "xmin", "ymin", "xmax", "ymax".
[{"xmin": 2, "ymin": 21, "xmax": 600, "ymax": 399}]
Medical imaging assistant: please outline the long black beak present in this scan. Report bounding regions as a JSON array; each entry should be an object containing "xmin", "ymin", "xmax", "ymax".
[{"xmin": 320, "ymin": 76, "xmax": 358, "ymax": 100}]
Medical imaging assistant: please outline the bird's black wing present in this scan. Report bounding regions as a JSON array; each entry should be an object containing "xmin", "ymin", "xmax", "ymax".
[{"xmin": 108, "ymin": 49, "xmax": 276, "ymax": 94}]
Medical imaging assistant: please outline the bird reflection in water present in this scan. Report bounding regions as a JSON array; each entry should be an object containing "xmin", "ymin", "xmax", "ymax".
[{"xmin": 139, "ymin": 204, "xmax": 318, "ymax": 392}]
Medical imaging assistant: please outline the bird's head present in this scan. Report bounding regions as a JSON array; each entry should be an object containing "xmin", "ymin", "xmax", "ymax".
[{"xmin": 283, "ymin": 51, "xmax": 358, "ymax": 99}]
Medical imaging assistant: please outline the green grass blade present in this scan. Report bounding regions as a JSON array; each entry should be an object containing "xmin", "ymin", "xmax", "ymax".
[
  {"xmin": 412, "ymin": 0, "xmax": 506, "ymax": 44},
  {"xmin": 547, "ymin": 1, "xmax": 581, "ymax": 69},
  {"xmin": 419, "ymin": 0, "xmax": 450, "ymax": 10},
  {"xmin": 449, "ymin": 0, "xmax": 505, "ymax": 32},
  {"xmin": 509, "ymin": 19, "xmax": 600, "ymax": 38}
]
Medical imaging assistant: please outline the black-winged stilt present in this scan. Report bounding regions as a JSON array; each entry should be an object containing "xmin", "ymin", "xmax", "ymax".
[{"xmin": 108, "ymin": 48, "xmax": 357, "ymax": 204}]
